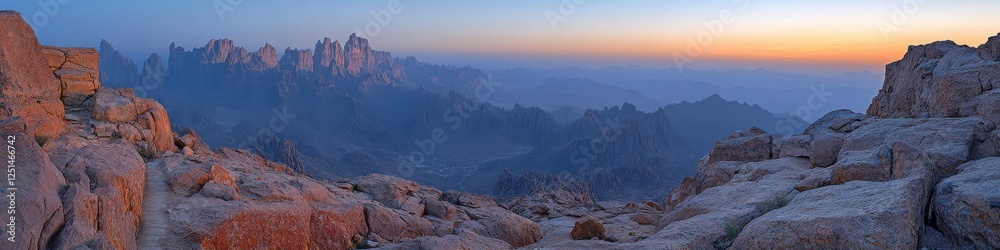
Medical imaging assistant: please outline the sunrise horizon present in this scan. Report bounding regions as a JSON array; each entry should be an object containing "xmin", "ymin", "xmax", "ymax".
[{"xmin": 10, "ymin": 0, "xmax": 999, "ymax": 75}]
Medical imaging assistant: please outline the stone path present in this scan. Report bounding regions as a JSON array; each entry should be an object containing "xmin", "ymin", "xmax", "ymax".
[{"xmin": 137, "ymin": 159, "xmax": 170, "ymax": 249}]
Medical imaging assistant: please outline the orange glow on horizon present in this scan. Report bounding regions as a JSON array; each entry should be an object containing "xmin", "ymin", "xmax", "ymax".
[{"xmin": 414, "ymin": 30, "xmax": 997, "ymax": 69}]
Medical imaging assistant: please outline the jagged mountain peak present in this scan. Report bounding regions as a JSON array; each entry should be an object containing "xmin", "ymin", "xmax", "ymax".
[
  {"xmin": 97, "ymin": 39, "xmax": 139, "ymax": 88},
  {"xmin": 260, "ymin": 43, "xmax": 276, "ymax": 52}
]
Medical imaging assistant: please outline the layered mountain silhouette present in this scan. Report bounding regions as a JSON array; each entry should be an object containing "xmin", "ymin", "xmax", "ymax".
[{"xmin": 98, "ymin": 35, "xmax": 798, "ymax": 201}]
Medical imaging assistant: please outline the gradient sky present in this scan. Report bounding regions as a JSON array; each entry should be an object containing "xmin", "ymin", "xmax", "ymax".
[{"xmin": 3, "ymin": 0, "xmax": 999, "ymax": 74}]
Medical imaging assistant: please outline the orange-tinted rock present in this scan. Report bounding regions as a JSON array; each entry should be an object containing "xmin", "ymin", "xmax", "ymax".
[
  {"xmin": 209, "ymin": 164, "xmax": 236, "ymax": 188},
  {"xmin": 63, "ymin": 143, "xmax": 146, "ymax": 250},
  {"xmin": 198, "ymin": 181, "xmax": 240, "ymax": 201},
  {"xmin": 175, "ymin": 128, "xmax": 212, "ymax": 155},
  {"xmin": 0, "ymin": 11, "xmax": 65, "ymax": 138},
  {"xmin": 168, "ymin": 162, "xmax": 212, "ymax": 196},
  {"xmin": 364, "ymin": 204, "xmax": 436, "ymax": 241},
  {"xmin": 464, "ymin": 206, "xmax": 543, "ymax": 247},
  {"xmin": 310, "ymin": 204, "xmax": 369, "ymax": 249},
  {"xmin": 172, "ymin": 199, "xmax": 313, "ymax": 249},
  {"xmin": 92, "ymin": 88, "xmax": 138, "ymax": 122},
  {"xmin": 51, "ymin": 185, "xmax": 99, "ymax": 250},
  {"xmin": 43, "ymin": 46, "xmax": 101, "ymax": 106},
  {"xmin": 0, "ymin": 117, "xmax": 67, "ymax": 250},
  {"xmin": 570, "ymin": 216, "xmax": 606, "ymax": 240},
  {"xmin": 90, "ymin": 88, "xmax": 177, "ymax": 155},
  {"xmin": 54, "ymin": 66, "xmax": 99, "ymax": 105}
]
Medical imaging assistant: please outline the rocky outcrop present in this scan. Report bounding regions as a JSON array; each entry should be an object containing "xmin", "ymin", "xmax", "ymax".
[
  {"xmin": 344, "ymin": 33, "xmax": 376, "ymax": 75},
  {"xmin": 708, "ymin": 127, "xmax": 777, "ymax": 163},
  {"xmin": 91, "ymin": 87, "xmax": 177, "ymax": 156},
  {"xmin": 161, "ymin": 151, "xmax": 541, "ymax": 249},
  {"xmin": 933, "ymin": 157, "xmax": 1000, "ymax": 248},
  {"xmin": 36, "ymin": 32, "xmax": 178, "ymax": 158},
  {"xmin": 494, "ymin": 171, "xmax": 594, "ymax": 220},
  {"xmin": 43, "ymin": 46, "xmax": 101, "ymax": 107},
  {"xmin": 51, "ymin": 143, "xmax": 147, "ymax": 250},
  {"xmin": 350, "ymin": 175, "xmax": 542, "ymax": 247},
  {"xmin": 651, "ymin": 158, "xmax": 810, "ymax": 249},
  {"xmin": 662, "ymin": 158, "xmax": 741, "ymax": 212},
  {"xmin": 0, "ymin": 11, "xmax": 157, "ymax": 250},
  {"xmin": 97, "ymin": 40, "xmax": 138, "ymax": 89},
  {"xmin": 0, "ymin": 13, "xmax": 188, "ymax": 249},
  {"xmin": 174, "ymin": 128, "xmax": 213, "ymax": 156},
  {"xmin": 733, "ymin": 172, "xmax": 933, "ymax": 249},
  {"xmin": 279, "ymin": 48, "xmax": 313, "ymax": 72},
  {"xmin": 868, "ymin": 33, "xmax": 1000, "ymax": 124},
  {"xmin": 169, "ymin": 39, "xmax": 280, "ymax": 71},
  {"xmin": 313, "ymin": 37, "xmax": 345, "ymax": 76},
  {"xmin": 570, "ymin": 216, "xmax": 606, "ymax": 240},
  {"xmin": 0, "ymin": 117, "xmax": 66, "ymax": 250},
  {"xmin": 0, "ymin": 11, "xmax": 65, "ymax": 138}
]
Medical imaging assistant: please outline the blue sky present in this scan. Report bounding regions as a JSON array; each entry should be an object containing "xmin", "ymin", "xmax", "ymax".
[{"xmin": 3, "ymin": 0, "xmax": 999, "ymax": 74}]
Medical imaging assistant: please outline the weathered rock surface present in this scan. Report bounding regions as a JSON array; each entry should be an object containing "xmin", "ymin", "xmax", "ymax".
[
  {"xmin": 313, "ymin": 37, "xmax": 345, "ymax": 76},
  {"xmin": 663, "ymin": 158, "xmax": 741, "ymax": 212},
  {"xmin": 732, "ymin": 175, "xmax": 933, "ymax": 249},
  {"xmin": 58, "ymin": 143, "xmax": 147, "ymax": 250},
  {"xmin": 648, "ymin": 158, "xmax": 810, "ymax": 249},
  {"xmin": 382, "ymin": 232, "xmax": 513, "ymax": 250},
  {"xmin": 708, "ymin": 127, "xmax": 777, "ymax": 163},
  {"xmin": 171, "ymin": 197, "xmax": 315, "ymax": 249},
  {"xmin": 0, "ymin": 11, "xmax": 65, "ymax": 138},
  {"xmin": 163, "ymin": 152, "xmax": 541, "ymax": 249},
  {"xmin": 174, "ymin": 128, "xmax": 213, "ymax": 156},
  {"xmin": 0, "ymin": 117, "xmax": 66, "ymax": 250},
  {"xmin": 869, "ymin": 33, "xmax": 1000, "ymax": 125},
  {"xmin": 570, "ymin": 216, "xmax": 606, "ymax": 240},
  {"xmin": 351, "ymin": 175, "xmax": 542, "ymax": 247},
  {"xmin": 835, "ymin": 116, "xmax": 992, "ymax": 180},
  {"xmin": 933, "ymin": 157, "xmax": 1000, "ymax": 249},
  {"xmin": 90, "ymin": 87, "xmax": 178, "ymax": 155},
  {"xmin": 468, "ymin": 206, "xmax": 544, "ymax": 247},
  {"xmin": 43, "ymin": 46, "xmax": 101, "ymax": 106},
  {"xmin": 279, "ymin": 48, "xmax": 313, "ymax": 72}
]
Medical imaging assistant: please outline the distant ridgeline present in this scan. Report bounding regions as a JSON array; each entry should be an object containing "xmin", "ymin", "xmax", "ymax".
[{"xmin": 98, "ymin": 35, "xmax": 799, "ymax": 201}]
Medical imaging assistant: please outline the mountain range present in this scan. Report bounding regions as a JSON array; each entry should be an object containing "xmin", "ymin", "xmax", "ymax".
[{"xmin": 96, "ymin": 36, "xmax": 801, "ymax": 201}]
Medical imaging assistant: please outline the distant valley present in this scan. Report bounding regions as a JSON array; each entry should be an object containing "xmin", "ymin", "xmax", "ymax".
[{"xmin": 99, "ymin": 35, "xmax": 811, "ymax": 200}]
